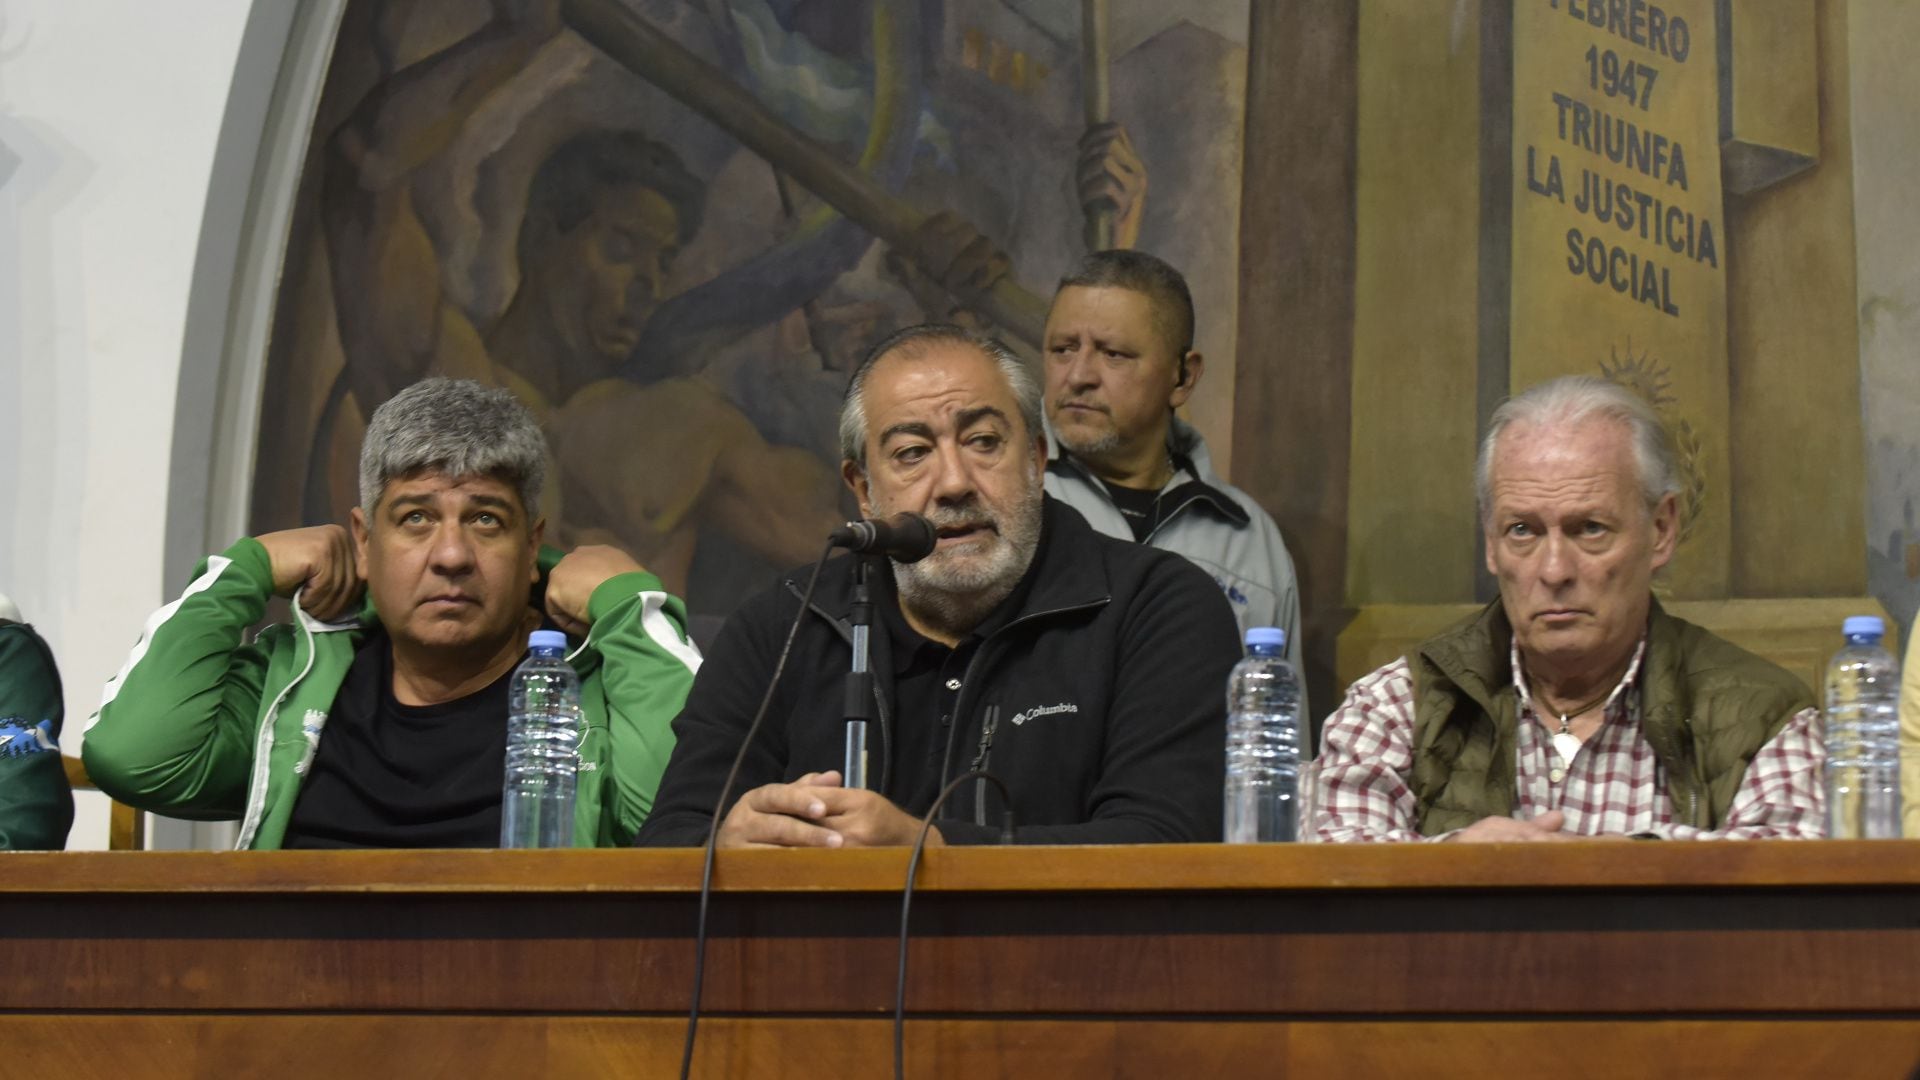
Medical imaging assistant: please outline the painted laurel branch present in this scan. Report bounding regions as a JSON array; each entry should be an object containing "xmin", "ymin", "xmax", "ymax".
[
  {"xmin": 1598, "ymin": 343, "xmax": 1706, "ymax": 545},
  {"xmin": 1669, "ymin": 418, "xmax": 1707, "ymax": 545}
]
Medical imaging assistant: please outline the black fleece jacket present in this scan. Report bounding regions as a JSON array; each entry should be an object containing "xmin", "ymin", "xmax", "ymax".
[{"xmin": 635, "ymin": 497, "xmax": 1240, "ymax": 846}]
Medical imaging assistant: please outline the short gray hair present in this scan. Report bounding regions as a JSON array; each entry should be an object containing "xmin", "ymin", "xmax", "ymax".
[
  {"xmin": 838, "ymin": 324, "xmax": 1042, "ymax": 468},
  {"xmin": 1475, "ymin": 375, "xmax": 1680, "ymax": 525},
  {"xmin": 358, "ymin": 377, "xmax": 548, "ymax": 517},
  {"xmin": 1057, "ymin": 249, "xmax": 1195, "ymax": 356}
]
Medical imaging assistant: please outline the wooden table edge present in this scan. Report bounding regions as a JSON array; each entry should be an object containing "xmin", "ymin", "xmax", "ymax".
[{"xmin": 3, "ymin": 841, "xmax": 1917, "ymax": 894}]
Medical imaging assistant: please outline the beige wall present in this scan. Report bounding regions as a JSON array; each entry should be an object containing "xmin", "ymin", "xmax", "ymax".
[
  {"xmin": 1343, "ymin": 0, "xmax": 1871, "ymax": 614},
  {"xmin": 1850, "ymin": 0, "xmax": 1920, "ymax": 835},
  {"xmin": 1345, "ymin": 2, "xmax": 1483, "ymax": 607},
  {"xmin": 1851, "ymin": 0, "xmax": 1920, "ymax": 640},
  {"xmin": 1727, "ymin": 0, "xmax": 1867, "ymax": 600}
]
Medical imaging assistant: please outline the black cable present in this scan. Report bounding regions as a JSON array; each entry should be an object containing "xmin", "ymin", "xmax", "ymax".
[
  {"xmin": 894, "ymin": 769, "xmax": 1015, "ymax": 1080},
  {"xmin": 680, "ymin": 539, "xmax": 837, "ymax": 1080}
]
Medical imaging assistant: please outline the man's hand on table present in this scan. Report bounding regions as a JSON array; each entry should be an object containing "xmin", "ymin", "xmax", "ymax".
[
  {"xmin": 1442, "ymin": 811, "xmax": 1635, "ymax": 842},
  {"xmin": 1444, "ymin": 811, "xmax": 1572, "ymax": 842}
]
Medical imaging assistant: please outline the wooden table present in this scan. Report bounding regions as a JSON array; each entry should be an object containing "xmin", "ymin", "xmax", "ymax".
[{"xmin": 4, "ymin": 843, "xmax": 1920, "ymax": 1078}]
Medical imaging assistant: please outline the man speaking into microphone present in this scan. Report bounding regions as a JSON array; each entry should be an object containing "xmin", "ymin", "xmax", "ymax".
[{"xmin": 635, "ymin": 325, "xmax": 1240, "ymax": 847}]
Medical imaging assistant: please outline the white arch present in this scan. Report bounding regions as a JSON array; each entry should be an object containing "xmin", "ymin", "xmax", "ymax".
[{"xmin": 166, "ymin": 0, "xmax": 347, "ymax": 594}]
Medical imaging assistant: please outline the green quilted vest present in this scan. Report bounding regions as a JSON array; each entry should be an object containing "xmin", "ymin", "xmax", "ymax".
[{"xmin": 1408, "ymin": 599, "xmax": 1813, "ymax": 836}]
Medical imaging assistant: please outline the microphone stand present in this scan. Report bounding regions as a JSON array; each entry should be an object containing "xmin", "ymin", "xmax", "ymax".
[{"xmin": 842, "ymin": 556, "xmax": 875, "ymax": 790}]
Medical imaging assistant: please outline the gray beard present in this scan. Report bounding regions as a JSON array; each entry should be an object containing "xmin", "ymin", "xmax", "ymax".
[
  {"xmin": 889, "ymin": 485, "xmax": 1044, "ymax": 640},
  {"xmin": 1053, "ymin": 422, "xmax": 1120, "ymax": 460},
  {"xmin": 892, "ymin": 569, "xmax": 1020, "ymax": 641}
]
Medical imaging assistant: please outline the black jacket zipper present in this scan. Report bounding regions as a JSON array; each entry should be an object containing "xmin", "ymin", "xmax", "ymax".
[{"xmin": 971, "ymin": 704, "xmax": 1002, "ymax": 826}]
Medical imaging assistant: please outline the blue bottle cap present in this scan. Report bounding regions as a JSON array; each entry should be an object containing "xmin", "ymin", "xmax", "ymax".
[
  {"xmin": 528, "ymin": 629, "xmax": 569, "ymax": 651},
  {"xmin": 1245, "ymin": 627, "xmax": 1287, "ymax": 650},
  {"xmin": 1842, "ymin": 616, "xmax": 1885, "ymax": 639}
]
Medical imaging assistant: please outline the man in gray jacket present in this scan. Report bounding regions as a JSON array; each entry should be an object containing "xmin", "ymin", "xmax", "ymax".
[{"xmin": 1041, "ymin": 250, "xmax": 1304, "ymax": 700}]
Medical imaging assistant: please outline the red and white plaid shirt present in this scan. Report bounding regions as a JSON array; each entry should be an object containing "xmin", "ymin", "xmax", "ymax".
[{"xmin": 1313, "ymin": 638, "xmax": 1825, "ymax": 841}]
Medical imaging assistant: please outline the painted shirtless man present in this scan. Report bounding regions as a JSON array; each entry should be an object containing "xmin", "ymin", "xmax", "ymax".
[{"xmin": 323, "ymin": 0, "xmax": 843, "ymax": 597}]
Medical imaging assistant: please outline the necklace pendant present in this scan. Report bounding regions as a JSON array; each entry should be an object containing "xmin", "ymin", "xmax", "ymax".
[{"xmin": 1551, "ymin": 730, "xmax": 1584, "ymax": 766}]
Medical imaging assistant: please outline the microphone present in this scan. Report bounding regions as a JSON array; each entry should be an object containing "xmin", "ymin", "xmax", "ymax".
[{"xmin": 829, "ymin": 512, "xmax": 937, "ymax": 563}]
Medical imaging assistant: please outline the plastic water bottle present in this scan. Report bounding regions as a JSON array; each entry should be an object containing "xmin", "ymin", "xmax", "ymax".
[
  {"xmin": 501, "ymin": 629, "xmax": 583, "ymax": 848},
  {"xmin": 1225, "ymin": 626, "xmax": 1302, "ymax": 843},
  {"xmin": 1823, "ymin": 616, "xmax": 1903, "ymax": 839}
]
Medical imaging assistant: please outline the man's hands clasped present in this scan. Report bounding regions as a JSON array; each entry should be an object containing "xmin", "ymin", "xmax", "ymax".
[
  {"xmin": 1441, "ymin": 811, "xmax": 1633, "ymax": 842},
  {"xmin": 718, "ymin": 770, "xmax": 940, "ymax": 849},
  {"xmin": 1444, "ymin": 810, "xmax": 1571, "ymax": 842}
]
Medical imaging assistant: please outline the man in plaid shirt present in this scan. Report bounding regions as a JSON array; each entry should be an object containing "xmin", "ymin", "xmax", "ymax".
[{"xmin": 1314, "ymin": 377, "xmax": 1824, "ymax": 842}]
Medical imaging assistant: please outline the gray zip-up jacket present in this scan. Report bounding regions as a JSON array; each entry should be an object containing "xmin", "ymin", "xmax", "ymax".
[{"xmin": 1044, "ymin": 417, "xmax": 1305, "ymax": 713}]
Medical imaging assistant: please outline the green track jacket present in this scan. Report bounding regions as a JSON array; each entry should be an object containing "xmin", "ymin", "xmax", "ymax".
[
  {"xmin": 83, "ymin": 538, "xmax": 701, "ymax": 848},
  {"xmin": 0, "ymin": 620, "xmax": 74, "ymax": 850}
]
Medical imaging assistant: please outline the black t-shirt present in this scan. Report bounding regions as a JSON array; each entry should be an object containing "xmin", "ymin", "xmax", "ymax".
[
  {"xmin": 872, "ymin": 548, "xmax": 1036, "ymax": 815},
  {"xmin": 1097, "ymin": 479, "xmax": 1158, "ymax": 541},
  {"xmin": 880, "ymin": 602, "xmax": 980, "ymax": 816},
  {"xmin": 282, "ymin": 631, "xmax": 517, "ymax": 849}
]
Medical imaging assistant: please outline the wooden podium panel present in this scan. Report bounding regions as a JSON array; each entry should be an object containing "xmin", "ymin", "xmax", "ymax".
[{"xmin": 5, "ymin": 844, "xmax": 1920, "ymax": 1077}]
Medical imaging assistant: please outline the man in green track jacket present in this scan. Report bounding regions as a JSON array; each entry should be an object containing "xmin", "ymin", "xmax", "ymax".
[
  {"xmin": 84, "ymin": 378, "xmax": 701, "ymax": 848},
  {"xmin": 0, "ymin": 595, "xmax": 74, "ymax": 850}
]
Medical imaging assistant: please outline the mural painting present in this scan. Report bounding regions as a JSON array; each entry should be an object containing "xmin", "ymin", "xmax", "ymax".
[
  {"xmin": 244, "ymin": 0, "xmax": 1913, "ymax": 706},
  {"xmin": 247, "ymin": 0, "xmax": 1253, "ymax": 641}
]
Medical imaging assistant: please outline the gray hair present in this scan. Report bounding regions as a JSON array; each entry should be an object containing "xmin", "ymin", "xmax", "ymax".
[
  {"xmin": 838, "ymin": 324, "xmax": 1043, "ymax": 468},
  {"xmin": 358, "ymin": 377, "xmax": 548, "ymax": 517},
  {"xmin": 1057, "ymin": 248, "xmax": 1195, "ymax": 356},
  {"xmin": 1475, "ymin": 375, "xmax": 1681, "ymax": 525}
]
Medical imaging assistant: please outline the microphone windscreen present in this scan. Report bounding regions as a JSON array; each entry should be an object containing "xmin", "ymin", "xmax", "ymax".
[{"xmin": 887, "ymin": 512, "xmax": 937, "ymax": 563}]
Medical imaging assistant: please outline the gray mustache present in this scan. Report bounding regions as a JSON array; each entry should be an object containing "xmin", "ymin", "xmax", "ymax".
[{"xmin": 925, "ymin": 506, "xmax": 996, "ymax": 532}]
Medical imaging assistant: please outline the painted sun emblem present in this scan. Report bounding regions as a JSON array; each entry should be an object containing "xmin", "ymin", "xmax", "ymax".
[
  {"xmin": 1595, "ymin": 341, "xmax": 1706, "ymax": 553},
  {"xmin": 1598, "ymin": 340, "xmax": 1675, "ymax": 411}
]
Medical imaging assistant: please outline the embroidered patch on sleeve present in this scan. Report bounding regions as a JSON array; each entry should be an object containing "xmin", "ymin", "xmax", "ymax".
[{"xmin": 0, "ymin": 719, "xmax": 59, "ymax": 757}]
